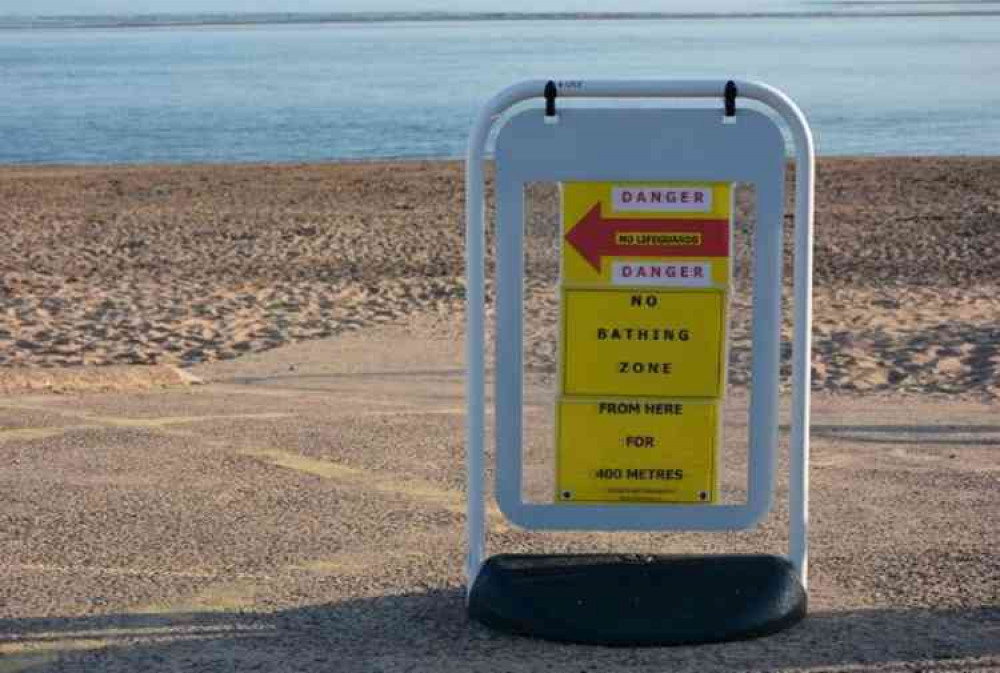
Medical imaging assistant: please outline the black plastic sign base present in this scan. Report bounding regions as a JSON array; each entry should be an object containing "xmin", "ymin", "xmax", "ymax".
[{"xmin": 468, "ymin": 553, "xmax": 806, "ymax": 646}]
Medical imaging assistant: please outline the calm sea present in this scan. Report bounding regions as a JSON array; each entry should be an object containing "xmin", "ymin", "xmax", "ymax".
[{"xmin": 1, "ymin": 12, "xmax": 998, "ymax": 163}]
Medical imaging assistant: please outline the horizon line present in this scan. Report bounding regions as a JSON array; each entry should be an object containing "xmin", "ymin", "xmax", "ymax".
[{"xmin": 3, "ymin": 9, "xmax": 1000, "ymax": 29}]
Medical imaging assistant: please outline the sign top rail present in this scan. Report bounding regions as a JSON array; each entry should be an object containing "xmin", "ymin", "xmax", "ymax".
[{"xmin": 468, "ymin": 78, "xmax": 813, "ymax": 159}]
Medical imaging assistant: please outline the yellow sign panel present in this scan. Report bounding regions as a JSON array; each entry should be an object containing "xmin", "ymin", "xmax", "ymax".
[
  {"xmin": 556, "ymin": 398, "xmax": 717, "ymax": 503},
  {"xmin": 562, "ymin": 289, "xmax": 725, "ymax": 398},
  {"xmin": 555, "ymin": 180, "xmax": 732, "ymax": 506},
  {"xmin": 562, "ymin": 182, "xmax": 732, "ymax": 287}
]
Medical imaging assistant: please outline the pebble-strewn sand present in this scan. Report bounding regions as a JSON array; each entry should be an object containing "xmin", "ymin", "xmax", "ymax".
[
  {"xmin": 1, "ymin": 159, "xmax": 998, "ymax": 398},
  {"xmin": 0, "ymin": 163, "xmax": 465, "ymax": 369}
]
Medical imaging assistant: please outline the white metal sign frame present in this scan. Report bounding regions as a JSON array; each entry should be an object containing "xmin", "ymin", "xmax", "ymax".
[
  {"xmin": 466, "ymin": 79, "xmax": 814, "ymax": 589},
  {"xmin": 496, "ymin": 107, "xmax": 778, "ymax": 527}
]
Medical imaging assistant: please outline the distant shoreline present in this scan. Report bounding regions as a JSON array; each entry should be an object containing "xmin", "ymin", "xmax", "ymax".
[
  {"xmin": 3, "ymin": 10, "xmax": 1000, "ymax": 30},
  {"xmin": 2, "ymin": 153, "xmax": 1000, "ymax": 171}
]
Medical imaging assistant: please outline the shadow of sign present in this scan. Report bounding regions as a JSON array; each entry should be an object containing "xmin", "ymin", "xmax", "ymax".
[{"xmin": 2, "ymin": 590, "xmax": 997, "ymax": 672}]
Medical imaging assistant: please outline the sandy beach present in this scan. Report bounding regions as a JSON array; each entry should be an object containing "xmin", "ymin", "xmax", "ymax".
[
  {"xmin": 0, "ymin": 158, "xmax": 998, "ymax": 671},
  {"xmin": 1, "ymin": 158, "xmax": 998, "ymax": 398}
]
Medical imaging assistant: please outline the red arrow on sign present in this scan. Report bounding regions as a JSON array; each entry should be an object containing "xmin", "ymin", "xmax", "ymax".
[{"xmin": 565, "ymin": 204, "xmax": 730, "ymax": 272}]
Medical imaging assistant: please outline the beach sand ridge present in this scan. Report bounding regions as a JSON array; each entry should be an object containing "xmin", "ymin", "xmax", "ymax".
[{"xmin": 1, "ymin": 158, "xmax": 997, "ymax": 398}]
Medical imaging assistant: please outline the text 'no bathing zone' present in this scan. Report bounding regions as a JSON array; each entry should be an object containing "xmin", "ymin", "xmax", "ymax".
[{"xmin": 562, "ymin": 289, "xmax": 725, "ymax": 398}]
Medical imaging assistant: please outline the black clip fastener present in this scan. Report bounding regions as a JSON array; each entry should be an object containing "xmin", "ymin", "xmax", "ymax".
[
  {"xmin": 544, "ymin": 81, "xmax": 557, "ymax": 118},
  {"xmin": 724, "ymin": 80, "xmax": 738, "ymax": 118}
]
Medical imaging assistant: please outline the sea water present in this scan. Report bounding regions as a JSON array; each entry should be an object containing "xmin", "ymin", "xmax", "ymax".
[{"xmin": 0, "ymin": 12, "xmax": 998, "ymax": 163}]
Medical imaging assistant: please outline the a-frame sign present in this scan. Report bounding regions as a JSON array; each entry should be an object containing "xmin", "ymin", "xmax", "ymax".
[{"xmin": 465, "ymin": 79, "xmax": 814, "ymax": 645}]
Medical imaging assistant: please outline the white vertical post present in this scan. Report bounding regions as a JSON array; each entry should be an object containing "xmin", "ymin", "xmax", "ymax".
[
  {"xmin": 465, "ymin": 84, "xmax": 539, "ymax": 593},
  {"xmin": 787, "ymin": 105, "xmax": 815, "ymax": 588},
  {"xmin": 733, "ymin": 81, "xmax": 814, "ymax": 586},
  {"xmin": 464, "ymin": 121, "xmax": 488, "ymax": 592}
]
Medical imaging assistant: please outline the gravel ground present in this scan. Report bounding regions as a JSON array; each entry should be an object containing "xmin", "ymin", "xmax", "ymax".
[{"xmin": 0, "ymin": 318, "xmax": 997, "ymax": 672}]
